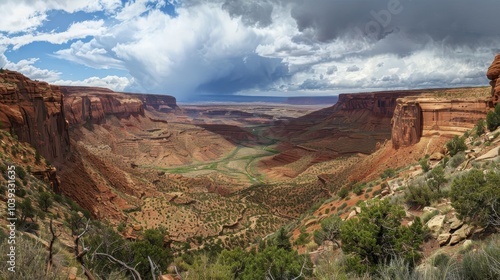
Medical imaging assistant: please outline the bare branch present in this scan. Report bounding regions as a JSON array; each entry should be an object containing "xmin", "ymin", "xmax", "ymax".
[
  {"xmin": 148, "ymin": 256, "xmax": 158, "ymax": 280},
  {"xmin": 174, "ymin": 265, "xmax": 184, "ymax": 280},
  {"xmin": 95, "ymin": 253, "xmax": 142, "ymax": 280}
]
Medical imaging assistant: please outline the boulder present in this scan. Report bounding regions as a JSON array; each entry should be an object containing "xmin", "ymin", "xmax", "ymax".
[
  {"xmin": 429, "ymin": 152, "xmax": 444, "ymax": 161},
  {"xmin": 462, "ymin": 239, "xmax": 473, "ymax": 250},
  {"xmin": 347, "ymin": 210, "xmax": 357, "ymax": 220},
  {"xmin": 437, "ymin": 233, "xmax": 451, "ymax": 246},
  {"xmin": 426, "ymin": 215, "xmax": 446, "ymax": 238},
  {"xmin": 450, "ymin": 224, "xmax": 473, "ymax": 245},
  {"xmin": 448, "ymin": 216, "xmax": 463, "ymax": 230}
]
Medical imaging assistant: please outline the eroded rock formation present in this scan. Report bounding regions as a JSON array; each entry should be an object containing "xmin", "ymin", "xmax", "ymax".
[
  {"xmin": 392, "ymin": 96, "xmax": 490, "ymax": 148},
  {"xmin": 0, "ymin": 70, "xmax": 70, "ymax": 162},
  {"xmin": 61, "ymin": 86, "xmax": 178, "ymax": 126},
  {"xmin": 487, "ymin": 53, "xmax": 500, "ymax": 104}
]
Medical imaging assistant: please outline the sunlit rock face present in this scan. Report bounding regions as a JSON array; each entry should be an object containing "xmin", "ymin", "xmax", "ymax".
[
  {"xmin": 0, "ymin": 70, "xmax": 70, "ymax": 162},
  {"xmin": 391, "ymin": 97, "xmax": 490, "ymax": 148},
  {"xmin": 487, "ymin": 53, "xmax": 500, "ymax": 105}
]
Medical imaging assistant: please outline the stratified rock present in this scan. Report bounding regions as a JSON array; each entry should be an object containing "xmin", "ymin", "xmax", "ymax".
[
  {"xmin": 392, "ymin": 97, "xmax": 490, "ymax": 148},
  {"xmin": 449, "ymin": 216, "xmax": 464, "ymax": 230},
  {"xmin": 60, "ymin": 86, "xmax": 178, "ymax": 126},
  {"xmin": 437, "ymin": 233, "xmax": 451, "ymax": 246},
  {"xmin": 487, "ymin": 53, "xmax": 500, "ymax": 104},
  {"xmin": 426, "ymin": 215, "xmax": 446, "ymax": 238},
  {"xmin": 0, "ymin": 70, "xmax": 70, "ymax": 162},
  {"xmin": 449, "ymin": 224, "xmax": 473, "ymax": 245}
]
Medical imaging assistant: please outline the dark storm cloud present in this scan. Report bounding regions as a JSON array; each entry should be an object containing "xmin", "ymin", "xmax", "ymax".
[
  {"xmin": 196, "ymin": 54, "xmax": 289, "ymax": 94},
  {"xmin": 222, "ymin": 0, "xmax": 274, "ymax": 27},
  {"xmin": 290, "ymin": 0, "xmax": 500, "ymax": 45}
]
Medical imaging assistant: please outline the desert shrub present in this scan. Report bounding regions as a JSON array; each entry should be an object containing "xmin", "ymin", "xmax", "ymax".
[
  {"xmin": 352, "ymin": 184, "xmax": 364, "ymax": 195},
  {"xmin": 449, "ymin": 152, "xmax": 466, "ymax": 168},
  {"xmin": 37, "ymin": 191, "xmax": 53, "ymax": 212},
  {"xmin": 450, "ymin": 169, "xmax": 500, "ymax": 227},
  {"xmin": 458, "ymin": 236, "xmax": 500, "ymax": 280},
  {"xmin": 419, "ymin": 158, "xmax": 430, "ymax": 173},
  {"xmin": 313, "ymin": 215, "xmax": 342, "ymax": 246},
  {"xmin": 381, "ymin": 168, "xmax": 396, "ymax": 179},
  {"xmin": 405, "ymin": 183, "xmax": 435, "ymax": 208},
  {"xmin": 475, "ymin": 119, "xmax": 486, "ymax": 136},
  {"xmin": 0, "ymin": 235, "xmax": 62, "ymax": 279},
  {"xmin": 338, "ymin": 187, "xmax": 349, "ymax": 199},
  {"xmin": 340, "ymin": 200, "xmax": 425, "ymax": 275},
  {"xmin": 426, "ymin": 165, "xmax": 447, "ymax": 193},
  {"xmin": 486, "ymin": 103, "xmax": 500, "ymax": 131},
  {"xmin": 446, "ymin": 135, "xmax": 467, "ymax": 156}
]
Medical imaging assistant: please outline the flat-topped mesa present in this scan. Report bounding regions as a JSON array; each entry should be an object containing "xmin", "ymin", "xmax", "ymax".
[
  {"xmin": 60, "ymin": 86, "xmax": 178, "ymax": 126},
  {"xmin": 0, "ymin": 70, "xmax": 70, "ymax": 162},
  {"xmin": 392, "ymin": 96, "xmax": 490, "ymax": 148},
  {"xmin": 487, "ymin": 53, "xmax": 500, "ymax": 104}
]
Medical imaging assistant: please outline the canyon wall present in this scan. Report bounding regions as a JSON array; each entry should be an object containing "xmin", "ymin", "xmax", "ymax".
[
  {"xmin": 0, "ymin": 70, "xmax": 70, "ymax": 162},
  {"xmin": 392, "ymin": 96, "xmax": 491, "ymax": 148},
  {"xmin": 487, "ymin": 53, "xmax": 500, "ymax": 104},
  {"xmin": 61, "ymin": 86, "xmax": 178, "ymax": 126}
]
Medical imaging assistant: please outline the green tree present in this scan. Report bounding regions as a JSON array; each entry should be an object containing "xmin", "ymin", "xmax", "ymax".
[
  {"xmin": 130, "ymin": 228, "xmax": 172, "ymax": 276},
  {"xmin": 450, "ymin": 169, "xmax": 500, "ymax": 227},
  {"xmin": 427, "ymin": 166, "xmax": 447, "ymax": 193},
  {"xmin": 476, "ymin": 119, "xmax": 485, "ymax": 136},
  {"xmin": 35, "ymin": 150, "xmax": 41, "ymax": 164},
  {"xmin": 19, "ymin": 198, "xmax": 35, "ymax": 222},
  {"xmin": 239, "ymin": 246, "xmax": 310, "ymax": 280},
  {"xmin": 446, "ymin": 135, "xmax": 467, "ymax": 156},
  {"xmin": 274, "ymin": 227, "xmax": 292, "ymax": 251},
  {"xmin": 419, "ymin": 158, "xmax": 430, "ymax": 173},
  {"xmin": 313, "ymin": 215, "xmax": 342, "ymax": 247},
  {"xmin": 340, "ymin": 200, "xmax": 425, "ymax": 275},
  {"xmin": 486, "ymin": 103, "xmax": 500, "ymax": 131},
  {"xmin": 37, "ymin": 191, "xmax": 53, "ymax": 212}
]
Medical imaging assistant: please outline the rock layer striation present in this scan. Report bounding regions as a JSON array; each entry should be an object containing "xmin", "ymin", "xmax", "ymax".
[
  {"xmin": 392, "ymin": 95, "xmax": 491, "ymax": 148},
  {"xmin": 0, "ymin": 70, "xmax": 70, "ymax": 162}
]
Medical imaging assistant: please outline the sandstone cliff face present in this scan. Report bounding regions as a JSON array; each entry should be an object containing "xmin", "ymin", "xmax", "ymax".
[
  {"xmin": 0, "ymin": 70, "xmax": 70, "ymax": 162},
  {"xmin": 487, "ymin": 53, "xmax": 500, "ymax": 104},
  {"xmin": 60, "ymin": 86, "xmax": 178, "ymax": 126},
  {"xmin": 392, "ymin": 96, "xmax": 490, "ymax": 148}
]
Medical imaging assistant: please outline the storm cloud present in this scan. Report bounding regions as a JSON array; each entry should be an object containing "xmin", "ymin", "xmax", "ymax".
[{"xmin": 1, "ymin": 0, "xmax": 499, "ymax": 99}]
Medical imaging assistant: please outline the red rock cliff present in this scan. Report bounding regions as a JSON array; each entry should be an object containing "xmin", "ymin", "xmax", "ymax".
[
  {"xmin": 487, "ymin": 53, "xmax": 500, "ymax": 104},
  {"xmin": 0, "ymin": 70, "xmax": 70, "ymax": 162},
  {"xmin": 392, "ymin": 94, "xmax": 491, "ymax": 148},
  {"xmin": 60, "ymin": 86, "xmax": 178, "ymax": 126}
]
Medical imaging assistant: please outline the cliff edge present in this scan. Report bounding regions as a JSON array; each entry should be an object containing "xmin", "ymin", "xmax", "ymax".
[{"xmin": 0, "ymin": 70, "xmax": 70, "ymax": 162}]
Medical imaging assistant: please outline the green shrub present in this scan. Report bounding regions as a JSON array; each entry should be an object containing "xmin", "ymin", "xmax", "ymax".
[
  {"xmin": 419, "ymin": 158, "xmax": 430, "ymax": 173},
  {"xmin": 381, "ymin": 168, "xmax": 396, "ymax": 179},
  {"xmin": 449, "ymin": 152, "xmax": 466, "ymax": 168},
  {"xmin": 405, "ymin": 184, "xmax": 435, "ymax": 208},
  {"xmin": 340, "ymin": 200, "xmax": 425, "ymax": 275},
  {"xmin": 352, "ymin": 184, "xmax": 364, "ymax": 195},
  {"xmin": 450, "ymin": 169, "xmax": 500, "ymax": 227},
  {"xmin": 338, "ymin": 187, "xmax": 349, "ymax": 199},
  {"xmin": 446, "ymin": 135, "xmax": 467, "ymax": 156},
  {"xmin": 486, "ymin": 103, "xmax": 500, "ymax": 131},
  {"xmin": 475, "ymin": 119, "xmax": 485, "ymax": 136}
]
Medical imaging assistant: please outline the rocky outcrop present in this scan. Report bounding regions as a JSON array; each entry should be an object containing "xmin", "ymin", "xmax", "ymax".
[
  {"xmin": 0, "ymin": 70, "xmax": 70, "ymax": 162},
  {"xmin": 487, "ymin": 53, "xmax": 500, "ymax": 104},
  {"xmin": 392, "ymin": 96, "xmax": 490, "ymax": 148},
  {"xmin": 60, "ymin": 86, "xmax": 178, "ymax": 126}
]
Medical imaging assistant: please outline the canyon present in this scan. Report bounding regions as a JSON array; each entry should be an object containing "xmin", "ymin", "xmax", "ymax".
[{"xmin": 0, "ymin": 60, "xmax": 497, "ymax": 250}]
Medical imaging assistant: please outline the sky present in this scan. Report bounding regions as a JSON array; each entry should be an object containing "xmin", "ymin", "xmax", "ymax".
[{"xmin": 1, "ymin": 0, "xmax": 499, "ymax": 101}]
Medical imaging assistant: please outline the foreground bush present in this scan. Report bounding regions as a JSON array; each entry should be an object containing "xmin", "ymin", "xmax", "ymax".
[{"xmin": 340, "ymin": 200, "xmax": 425, "ymax": 275}]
